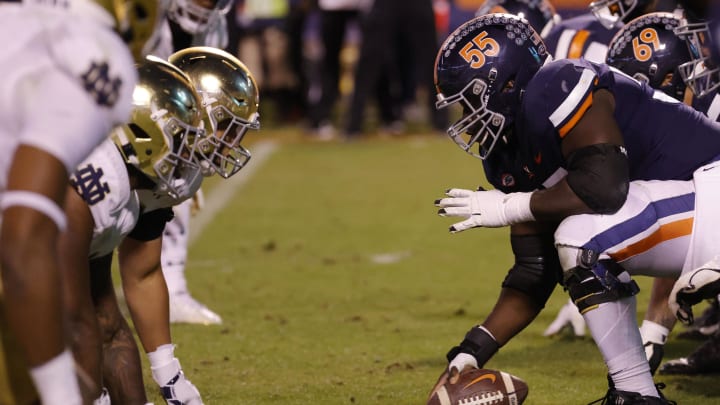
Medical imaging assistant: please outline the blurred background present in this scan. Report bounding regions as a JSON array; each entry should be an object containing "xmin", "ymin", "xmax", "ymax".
[{"xmin": 226, "ymin": 0, "xmax": 678, "ymax": 140}]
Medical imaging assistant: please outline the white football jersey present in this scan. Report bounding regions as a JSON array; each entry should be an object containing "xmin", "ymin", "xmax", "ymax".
[
  {"xmin": 0, "ymin": 3, "xmax": 136, "ymax": 191},
  {"xmin": 70, "ymin": 139, "xmax": 140, "ymax": 259}
]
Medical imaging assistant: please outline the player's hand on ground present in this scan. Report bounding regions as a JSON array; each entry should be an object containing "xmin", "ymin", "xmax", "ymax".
[
  {"xmin": 670, "ymin": 258, "xmax": 720, "ymax": 325},
  {"xmin": 435, "ymin": 188, "xmax": 533, "ymax": 231},
  {"xmin": 159, "ymin": 371, "xmax": 203, "ymax": 405},
  {"xmin": 543, "ymin": 298, "xmax": 586, "ymax": 337}
]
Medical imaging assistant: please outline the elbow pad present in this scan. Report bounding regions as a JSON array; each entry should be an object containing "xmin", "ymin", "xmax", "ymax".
[{"xmin": 565, "ymin": 144, "xmax": 629, "ymax": 214}]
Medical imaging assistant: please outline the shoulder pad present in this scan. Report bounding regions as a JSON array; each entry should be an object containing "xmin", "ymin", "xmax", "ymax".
[{"xmin": 524, "ymin": 59, "xmax": 599, "ymax": 138}]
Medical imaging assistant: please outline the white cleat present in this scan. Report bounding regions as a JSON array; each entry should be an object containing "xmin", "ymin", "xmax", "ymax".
[{"xmin": 169, "ymin": 293, "xmax": 222, "ymax": 325}]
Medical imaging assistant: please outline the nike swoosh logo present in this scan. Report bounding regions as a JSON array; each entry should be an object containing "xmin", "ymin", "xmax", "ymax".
[{"xmin": 463, "ymin": 373, "xmax": 496, "ymax": 390}]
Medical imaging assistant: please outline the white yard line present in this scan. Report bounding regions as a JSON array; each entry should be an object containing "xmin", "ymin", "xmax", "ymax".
[{"xmin": 189, "ymin": 141, "xmax": 278, "ymax": 245}]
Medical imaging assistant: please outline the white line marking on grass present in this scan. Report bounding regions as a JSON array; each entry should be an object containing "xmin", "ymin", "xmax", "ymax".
[{"xmin": 189, "ymin": 141, "xmax": 278, "ymax": 245}]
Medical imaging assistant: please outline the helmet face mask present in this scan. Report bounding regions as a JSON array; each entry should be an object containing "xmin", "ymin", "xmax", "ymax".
[
  {"xmin": 197, "ymin": 99, "xmax": 260, "ymax": 178},
  {"xmin": 675, "ymin": 21, "xmax": 720, "ymax": 97},
  {"xmin": 590, "ymin": 0, "xmax": 653, "ymax": 29},
  {"xmin": 151, "ymin": 115, "xmax": 204, "ymax": 198},
  {"xmin": 167, "ymin": 0, "xmax": 232, "ymax": 34},
  {"xmin": 169, "ymin": 47, "xmax": 261, "ymax": 179},
  {"xmin": 436, "ymin": 79, "xmax": 506, "ymax": 159},
  {"xmin": 435, "ymin": 13, "xmax": 547, "ymax": 160}
]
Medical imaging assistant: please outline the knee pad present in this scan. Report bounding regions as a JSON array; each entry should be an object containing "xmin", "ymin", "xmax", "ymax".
[
  {"xmin": 558, "ymin": 246, "xmax": 639, "ymax": 313},
  {"xmin": 501, "ymin": 234, "xmax": 562, "ymax": 308}
]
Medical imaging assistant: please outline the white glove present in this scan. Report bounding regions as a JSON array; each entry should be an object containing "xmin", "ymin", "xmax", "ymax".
[
  {"xmin": 639, "ymin": 320, "xmax": 668, "ymax": 375},
  {"xmin": 153, "ymin": 359, "xmax": 204, "ymax": 405},
  {"xmin": 435, "ymin": 188, "xmax": 535, "ymax": 232},
  {"xmin": 542, "ymin": 298, "xmax": 586, "ymax": 337},
  {"xmin": 669, "ymin": 258, "xmax": 720, "ymax": 325},
  {"xmin": 448, "ymin": 353, "xmax": 478, "ymax": 373}
]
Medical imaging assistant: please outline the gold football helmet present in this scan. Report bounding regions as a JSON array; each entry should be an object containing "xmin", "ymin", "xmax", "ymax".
[
  {"xmin": 168, "ymin": 46, "xmax": 260, "ymax": 179},
  {"xmin": 113, "ymin": 56, "xmax": 205, "ymax": 199},
  {"xmin": 94, "ymin": 0, "xmax": 165, "ymax": 60}
]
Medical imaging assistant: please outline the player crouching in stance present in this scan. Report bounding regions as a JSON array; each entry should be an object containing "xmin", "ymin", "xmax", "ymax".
[
  {"xmin": 62, "ymin": 56, "xmax": 207, "ymax": 404},
  {"xmin": 67, "ymin": 48, "xmax": 260, "ymax": 404},
  {"xmin": 429, "ymin": 12, "xmax": 720, "ymax": 404}
]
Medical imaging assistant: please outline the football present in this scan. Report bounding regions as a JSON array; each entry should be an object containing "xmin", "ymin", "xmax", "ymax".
[{"xmin": 428, "ymin": 368, "xmax": 529, "ymax": 405}]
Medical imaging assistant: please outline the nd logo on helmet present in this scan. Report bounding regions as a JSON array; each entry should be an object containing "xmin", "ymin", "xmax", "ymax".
[{"xmin": 459, "ymin": 31, "xmax": 500, "ymax": 69}]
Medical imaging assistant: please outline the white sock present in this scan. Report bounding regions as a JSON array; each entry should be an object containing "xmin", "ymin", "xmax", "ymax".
[
  {"xmin": 639, "ymin": 320, "xmax": 669, "ymax": 344},
  {"xmin": 584, "ymin": 297, "xmax": 658, "ymax": 397},
  {"xmin": 148, "ymin": 344, "xmax": 180, "ymax": 386},
  {"xmin": 29, "ymin": 349, "xmax": 82, "ymax": 405}
]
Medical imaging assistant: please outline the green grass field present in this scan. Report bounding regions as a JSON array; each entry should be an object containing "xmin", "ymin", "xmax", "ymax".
[{"xmin": 141, "ymin": 129, "xmax": 720, "ymax": 404}]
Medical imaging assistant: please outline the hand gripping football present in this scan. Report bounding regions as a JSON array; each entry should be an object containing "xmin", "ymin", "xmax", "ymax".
[{"xmin": 428, "ymin": 368, "xmax": 529, "ymax": 405}]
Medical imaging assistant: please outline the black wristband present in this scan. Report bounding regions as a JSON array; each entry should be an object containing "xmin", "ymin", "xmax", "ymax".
[{"xmin": 446, "ymin": 326, "xmax": 500, "ymax": 367}]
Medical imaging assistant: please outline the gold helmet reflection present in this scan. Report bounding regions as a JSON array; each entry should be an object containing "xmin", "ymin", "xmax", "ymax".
[
  {"xmin": 94, "ymin": 0, "xmax": 165, "ymax": 60},
  {"xmin": 168, "ymin": 46, "xmax": 260, "ymax": 179},
  {"xmin": 113, "ymin": 56, "xmax": 205, "ymax": 198}
]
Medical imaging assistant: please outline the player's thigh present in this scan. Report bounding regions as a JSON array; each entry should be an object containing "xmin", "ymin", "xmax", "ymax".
[{"xmin": 555, "ymin": 180, "xmax": 695, "ymax": 278}]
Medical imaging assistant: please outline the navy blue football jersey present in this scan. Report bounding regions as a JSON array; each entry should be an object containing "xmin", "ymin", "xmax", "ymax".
[
  {"xmin": 543, "ymin": 13, "xmax": 618, "ymax": 63},
  {"xmin": 484, "ymin": 58, "xmax": 720, "ymax": 193}
]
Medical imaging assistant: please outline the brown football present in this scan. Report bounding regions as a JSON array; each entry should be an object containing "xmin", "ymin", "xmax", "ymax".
[{"xmin": 428, "ymin": 368, "xmax": 529, "ymax": 405}]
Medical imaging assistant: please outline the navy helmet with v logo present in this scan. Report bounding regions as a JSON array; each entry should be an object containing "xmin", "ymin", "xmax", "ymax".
[{"xmin": 434, "ymin": 13, "xmax": 548, "ymax": 160}]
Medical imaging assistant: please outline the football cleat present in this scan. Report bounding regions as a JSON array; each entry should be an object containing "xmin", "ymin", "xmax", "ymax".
[
  {"xmin": 588, "ymin": 388, "xmax": 676, "ymax": 404},
  {"xmin": 169, "ymin": 293, "xmax": 222, "ymax": 325},
  {"xmin": 659, "ymin": 332, "xmax": 720, "ymax": 375}
]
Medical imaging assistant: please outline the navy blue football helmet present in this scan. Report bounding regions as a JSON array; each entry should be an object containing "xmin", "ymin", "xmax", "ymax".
[
  {"xmin": 435, "ymin": 14, "xmax": 548, "ymax": 160},
  {"xmin": 606, "ymin": 13, "xmax": 692, "ymax": 100},
  {"xmin": 475, "ymin": 0, "xmax": 561, "ymax": 38},
  {"xmin": 674, "ymin": 8, "xmax": 720, "ymax": 97},
  {"xmin": 590, "ymin": 0, "xmax": 656, "ymax": 29}
]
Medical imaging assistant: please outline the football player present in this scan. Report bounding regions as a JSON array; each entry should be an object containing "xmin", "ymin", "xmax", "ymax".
[
  {"xmin": 88, "ymin": 48, "xmax": 260, "ymax": 404},
  {"xmin": 431, "ymin": 13, "xmax": 720, "ymax": 403},
  {"xmin": 61, "ymin": 56, "xmax": 207, "ymax": 404},
  {"xmin": 0, "ymin": 0, "xmax": 162, "ymax": 403},
  {"xmin": 162, "ymin": 46, "xmax": 260, "ymax": 326},
  {"xmin": 149, "ymin": 0, "xmax": 235, "ymax": 325},
  {"xmin": 543, "ymin": 0, "xmax": 720, "ymax": 348},
  {"xmin": 547, "ymin": 12, "xmax": 695, "ymax": 373},
  {"xmin": 543, "ymin": 0, "xmax": 661, "ymax": 63},
  {"xmin": 659, "ymin": 4, "xmax": 720, "ymax": 376}
]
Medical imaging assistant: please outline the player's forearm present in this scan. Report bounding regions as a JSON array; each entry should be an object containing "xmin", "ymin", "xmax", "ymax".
[
  {"xmin": 122, "ymin": 267, "xmax": 172, "ymax": 353},
  {"xmin": 529, "ymin": 179, "xmax": 595, "ymax": 221}
]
